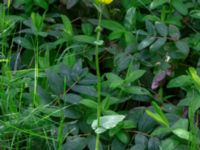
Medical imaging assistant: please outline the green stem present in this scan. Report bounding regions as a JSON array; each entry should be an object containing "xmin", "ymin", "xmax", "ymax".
[
  {"xmin": 95, "ymin": 7, "xmax": 103, "ymax": 150},
  {"xmin": 33, "ymin": 35, "xmax": 39, "ymax": 107}
]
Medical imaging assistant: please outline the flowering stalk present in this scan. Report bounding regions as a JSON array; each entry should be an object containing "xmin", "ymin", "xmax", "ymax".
[
  {"xmin": 95, "ymin": 1, "xmax": 113, "ymax": 150},
  {"xmin": 95, "ymin": 7, "xmax": 103, "ymax": 150}
]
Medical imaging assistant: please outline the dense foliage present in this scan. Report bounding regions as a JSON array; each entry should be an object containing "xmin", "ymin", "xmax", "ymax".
[{"xmin": 1, "ymin": 0, "xmax": 200, "ymax": 149}]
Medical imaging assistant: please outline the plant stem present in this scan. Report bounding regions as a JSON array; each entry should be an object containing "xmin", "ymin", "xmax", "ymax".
[
  {"xmin": 33, "ymin": 35, "xmax": 39, "ymax": 107},
  {"xmin": 95, "ymin": 7, "xmax": 103, "ymax": 150}
]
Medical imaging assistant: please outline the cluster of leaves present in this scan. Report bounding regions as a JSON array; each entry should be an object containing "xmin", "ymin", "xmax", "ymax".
[{"xmin": 1, "ymin": 0, "xmax": 200, "ymax": 149}]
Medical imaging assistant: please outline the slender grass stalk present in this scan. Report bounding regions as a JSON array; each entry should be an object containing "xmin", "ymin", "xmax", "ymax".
[
  {"xmin": 57, "ymin": 77, "xmax": 66, "ymax": 150},
  {"xmin": 33, "ymin": 35, "xmax": 39, "ymax": 107},
  {"xmin": 189, "ymin": 107, "xmax": 198, "ymax": 150},
  {"xmin": 95, "ymin": 6, "xmax": 103, "ymax": 150}
]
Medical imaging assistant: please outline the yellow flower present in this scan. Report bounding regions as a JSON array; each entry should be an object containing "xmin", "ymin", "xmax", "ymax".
[{"xmin": 98, "ymin": 0, "xmax": 113, "ymax": 5}]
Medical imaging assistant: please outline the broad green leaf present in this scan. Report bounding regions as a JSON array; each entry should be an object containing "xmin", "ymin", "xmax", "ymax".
[
  {"xmin": 81, "ymin": 23, "xmax": 93, "ymax": 35},
  {"xmin": 171, "ymin": 0, "xmax": 188, "ymax": 15},
  {"xmin": 63, "ymin": 93, "xmax": 81, "ymax": 104},
  {"xmin": 106, "ymin": 73, "xmax": 124, "ymax": 89},
  {"xmin": 130, "ymin": 145, "xmax": 145, "ymax": 150},
  {"xmin": 92, "ymin": 115, "xmax": 125, "ymax": 134},
  {"xmin": 34, "ymin": 0, "xmax": 48, "ymax": 10},
  {"xmin": 172, "ymin": 128, "xmax": 190, "ymax": 141},
  {"xmin": 125, "ymin": 86, "xmax": 150, "ymax": 95},
  {"xmin": 172, "ymin": 119, "xmax": 188, "ymax": 130},
  {"xmin": 167, "ymin": 75, "xmax": 191, "ymax": 88},
  {"xmin": 63, "ymin": 136, "xmax": 88, "ymax": 150},
  {"xmin": 80, "ymin": 99, "xmax": 97, "ymax": 109},
  {"xmin": 13, "ymin": 36, "xmax": 33, "ymax": 50},
  {"xmin": 122, "ymin": 120, "xmax": 136, "ymax": 129},
  {"xmin": 138, "ymin": 37, "xmax": 156, "ymax": 50},
  {"xmin": 169, "ymin": 25, "xmax": 180, "ymax": 41},
  {"xmin": 124, "ymin": 7, "xmax": 136, "ymax": 30},
  {"xmin": 101, "ymin": 20, "xmax": 125, "ymax": 32},
  {"xmin": 150, "ymin": 0, "xmax": 168, "ymax": 10},
  {"xmin": 61, "ymin": 15, "xmax": 73, "ymax": 36},
  {"xmin": 155, "ymin": 22, "xmax": 168, "ymax": 37},
  {"xmin": 135, "ymin": 134, "xmax": 148, "ymax": 146},
  {"xmin": 175, "ymin": 40, "xmax": 190, "ymax": 59},
  {"xmin": 160, "ymin": 138, "xmax": 180, "ymax": 150},
  {"xmin": 145, "ymin": 20, "xmax": 156, "ymax": 35},
  {"xmin": 66, "ymin": 0, "xmax": 79, "ymax": 9},
  {"xmin": 116, "ymin": 131, "xmax": 130, "ymax": 144},
  {"xmin": 71, "ymin": 85, "xmax": 97, "ymax": 97},
  {"xmin": 150, "ymin": 37, "xmax": 167, "ymax": 51},
  {"xmin": 111, "ymin": 138, "xmax": 125, "ymax": 150},
  {"xmin": 46, "ymin": 70, "xmax": 64, "ymax": 95},
  {"xmin": 73, "ymin": 35, "xmax": 96, "ymax": 45},
  {"xmin": 31, "ymin": 12, "xmax": 44, "ymax": 33},
  {"xmin": 190, "ymin": 10, "xmax": 200, "ymax": 19},
  {"xmin": 108, "ymin": 31, "xmax": 123, "ymax": 40},
  {"xmin": 148, "ymin": 137, "xmax": 160, "ymax": 150},
  {"xmin": 125, "ymin": 70, "xmax": 145, "ymax": 83}
]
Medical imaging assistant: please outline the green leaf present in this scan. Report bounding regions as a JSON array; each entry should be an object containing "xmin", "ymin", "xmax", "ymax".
[
  {"xmin": 101, "ymin": 96, "xmax": 110, "ymax": 111},
  {"xmin": 61, "ymin": 15, "xmax": 73, "ymax": 37},
  {"xmin": 190, "ymin": 10, "xmax": 200, "ymax": 19},
  {"xmin": 116, "ymin": 131, "xmax": 130, "ymax": 144},
  {"xmin": 46, "ymin": 70, "xmax": 64, "ymax": 95},
  {"xmin": 122, "ymin": 120, "xmax": 136, "ymax": 129},
  {"xmin": 125, "ymin": 86, "xmax": 150, "ymax": 95},
  {"xmin": 150, "ymin": 37, "xmax": 167, "ymax": 51},
  {"xmin": 63, "ymin": 136, "xmax": 88, "ymax": 150},
  {"xmin": 169, "ymin": 25, "xmax": 180, "ymax": 41},
  {"xmin": 148, "ymin": 137, "xmax": 160, "ymax": 150},
  {"xmin": 175, "ymin": 40, "xmax": 190, "ymax": 59},
  {"xmin": 71, "ymin": 85, "xmax": 97, "ymax": 97},
  {"xmin": 73, "ymin": 35, "xmax": 96, "ymax": 45},
  {"xmin": 145, "ymin": 110, "xmax": 169, "ymax": 127},
  {"xmin": 171, "ymin": 0, "xmax": 188, "ymax": 15},
  {"xmin": 125, "ymin": 70, "xmax": 145, "ymax": 83},
  {"xmin": 138, "ymin": 37, "xmax": 156, "ymax": 50},
  {"xmin": 172, "ymin": 128, "xmax": 190, "ymax": 141},
  {"xmin": 150, "ymin": 0, "xmax": 168, "ymax": 10},
  {"xmin": 152, "ymin": 102, "xmax": 169, "ymax": 127},
  {"xmin": 80, "ymin": 99, "xmax": 97, "ymax": 109},
  {"xmin": 155, "ymin": 22, "xmax": 168, "ymax": 37},
  {"xmin": 167, "ymin": 75, "xmax": 191, "ymax": 88},
  {"xmin": 101, "ymin": 20, "xmax": 125, "ymax": 32},
  {"xmin": 160, "ymin": 137, "xmax": 180, "ymax": 150},
  {"xmin": 172, "ymin": 119, "xmax": 188, "ymax": 130},
  {"xmin": 31, "ymin": 12, "xmax": 44, "ymax": 33},
  {"xmin": 34, "ymin": 0, "xmax": 48, "ymax": 10},
  {"xmin": 92, "ymin": 115, "xmax": 125, "ymax": 134},
  {"xmin": 188, "ymin": 67, "xmax": 200, "ymax": 93},
  {"xmin": 63, "ymin": 93, "xmax": 81, "ymax": 104},
  {"xmin": 124, "ymin": 7, "xmax": 136, "ymax": 30},
  {"xmin": 81, "ymin": 23, "xmax": 93, "ymax": 35},
  {"xmin": 145, "ymin": 20, "xmax": 156, "ymax": 35},
  {"xmin": 130, "ymin": 145, "xmax": 145, "ymax": 150},
  {"xmin": 106, "ymin": 73, "xmax": 124, "ymax": 89},
  {"xmin": 13, "ymin": 36, "xmax": 33, "ymax": 50},
  {"xmin": 66, "ymin": 0, "xmax": 79, "ymax": 9},
  {"xmin": 135, "ymin": 134, "xmax": 148, "ymax": 146},
  {"xmin": 108, "ymin": 31, "xmax": 123, "ymax": 40}
]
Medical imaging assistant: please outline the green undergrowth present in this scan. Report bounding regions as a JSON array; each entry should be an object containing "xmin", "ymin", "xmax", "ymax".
[{"xmin": 1, "ymin": 0, "xmax": 200, "ymax": 150}]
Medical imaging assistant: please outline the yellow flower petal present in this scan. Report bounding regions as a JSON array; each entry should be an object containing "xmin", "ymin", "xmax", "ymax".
[{"xmin": 98, "ymin": 0, "xmax": 113, "ymax": 5}]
